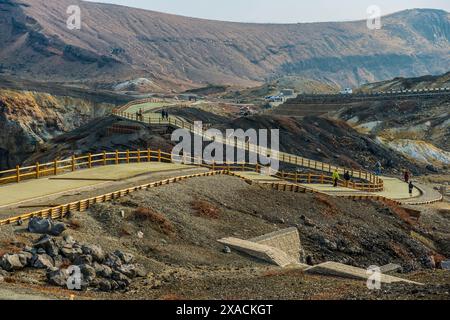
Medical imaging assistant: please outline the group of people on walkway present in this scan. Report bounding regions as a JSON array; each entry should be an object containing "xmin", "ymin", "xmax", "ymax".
[
  {"xmin": 330, "ymin": 162, "xmax": 415, "ymax": 197},
  {"xmin": 331, "ymin": 170, "xmax": 352, "ymax": 188},
  {"xmin": 135, "ymin": 108, "xmax": 144, "ymax": 121},
  {"xmin": 404, "ymin": 170, "xmax": 415, "ymax": 197},
  {"xmin": 161, "ymin": 109, "xmax": 169, "ymax": 120}
]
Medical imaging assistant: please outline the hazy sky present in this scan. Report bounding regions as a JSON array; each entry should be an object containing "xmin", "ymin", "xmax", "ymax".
[{"xmin": 86, "ymin": 0, "xmax": 450, "ymax": 23}]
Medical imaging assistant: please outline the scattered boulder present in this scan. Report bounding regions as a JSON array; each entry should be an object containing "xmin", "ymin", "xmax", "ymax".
[
  {"xmin": 98, "ymin": 279, "xmax": 113, "ymax": 292},
  {"xmin": 223, "ymin": 246, "xmax": 232, "ymax": 254},
  {"xmin": 47, "ymin": 268, "xmax": 70, "ymax": 287},
  {"xmin": 60, "ymin": 246, "xmax": 83, "ymax": 261},
  {"xmin": 34, "ymin": 235, "xmax": 59, "ymax": 257},
  {"xmin": 17, "ymin": 252, "xmax": 33, "ymax": 266},
  {"xmin": 31, "ymin": 254, "xmax": 54, "ymax": 269},
  {"xmin": 0, "ymin": 235, "xmax": 144, "ymax": 292},
  {"xmin": 0, "ymin": 254, "xmax": 26, "ymax": 271},
  {"xmin": 441, "ymin": 260, "xmax": 450, "ymax": 270},
  {"xmin": 28, "ymin": 218, "xmax": 67, "ymax": 236},
  {"xmin": 93, "ymin": 263, "xmax": 113, "ymax": 279},
  {"xmin": 104, "ymin": 253, "xmax": 123, "ymax": 268},
  {"xmin": 380, "ymin": 263, "xmax": 403, "ymax": 274},
  {"xmin": 114, "ymin": 250, "xmax": 134, "ymax": 264},
  {"xmin": 28, "ymin": 218, "xmax": 52, "ymax": 234},
  {"xmin": 112, "ymin": 270, "xmax": 131, "ymax": 286},
  {"xmin": 73, "ymin": 255, "xmax": 93, "ymax": 266},
  {"xmin": 79, "ymin": 264, "xmax": 96, "ymax": 283},
  {"xmin": 50, "ymin": 223, "xmax": 67, "ymax": 236},
  {"xmin": 81, "ymin": 244, "xmax": 105, "ymax": 263}
]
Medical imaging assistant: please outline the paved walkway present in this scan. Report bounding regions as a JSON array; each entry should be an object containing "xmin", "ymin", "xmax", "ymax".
[{"xmin": 0, "ymin": 163, "xmax": 192, "ymax": 208}]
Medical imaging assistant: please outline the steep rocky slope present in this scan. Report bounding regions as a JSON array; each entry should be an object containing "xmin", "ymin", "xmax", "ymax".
[
  {"xmin": 0, "ymin": 0, "xmax": 449, "ymax": 90},
  {"xmin": 0, "ymin": 89, "xmax": 115, "ymax": 169}
]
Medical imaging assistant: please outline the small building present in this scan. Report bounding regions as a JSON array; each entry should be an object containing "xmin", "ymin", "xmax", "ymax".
[{"xmin": 281, "ymin": 89, "xmax": 295, "ymax": 96}]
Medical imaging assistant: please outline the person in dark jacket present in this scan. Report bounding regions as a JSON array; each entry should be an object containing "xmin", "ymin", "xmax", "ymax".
[
  {"xmin": 344, "ymin": 171, "xmax": 351, "ymax": 187},
  {"xmin": 409, "ymin": 181, "xmax": 414, "ymax": 196}
]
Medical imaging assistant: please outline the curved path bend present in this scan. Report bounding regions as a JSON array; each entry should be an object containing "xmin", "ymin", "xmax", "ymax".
[{"xmin": 114, "ymin": 101, "xmax": 443, "ymax": 205}]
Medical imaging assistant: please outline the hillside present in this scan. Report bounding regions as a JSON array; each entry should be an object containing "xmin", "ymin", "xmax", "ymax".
[
  {"xmin": 0, "ymin": 0, "xmax": 449, "ymax": 91},
  {"xmin": 358, "ymin": 71, "xmax": 450, "ymax": 92}
]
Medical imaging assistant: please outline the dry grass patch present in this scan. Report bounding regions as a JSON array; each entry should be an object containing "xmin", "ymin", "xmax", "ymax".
[
  {"xmin": 314, "ymin": 194, "xmax": 340, "ymax": 216},
  {"xmin": 131, "ymin": 207, "xmax": 175, "ymax": 236},
  {"xmin": 191, "ymin": 199, "xmax": 220, "ymax": 219}
]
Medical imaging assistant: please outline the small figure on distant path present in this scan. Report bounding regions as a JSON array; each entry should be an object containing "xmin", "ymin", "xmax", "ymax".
[
  {"xmin": 165, "ymin": 110, "xmax": 169, "ymax": 120},
  {"xmin": 332, "ymin": 169, "xmax": 340, "ymax": 187},
  {"xmin": 375, "ymin": 161, "xmax": 382, "ymax": 176},
  {"xmin": 161, "ymin": 109, "xmax": 166, "ymax": 120},
  {"xmin": 404, "ymin": 170, "xmax": 410, "ymax": 183},
  {"xmin": 409, "ymin": 181, "xmax": 414, "ymax": 197},
  {"xmin": 344, "ymin": 171, "xmax": 351, "ymax": 187}
]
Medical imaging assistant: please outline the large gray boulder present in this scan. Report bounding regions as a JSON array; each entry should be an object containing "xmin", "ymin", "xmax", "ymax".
[
  {"xmin": 28, "ymin": 218, "xmax": 52, "ymax": 234},
  {"xmin": 93, "ymin": 263, "xmax": 113, "ymax": 279},
  {"xmin": 47, "ymin": 268, "xmax": 70, "ymax": 287},
  {"xmin": 27, "ymin": 218, "xmax": 66, "ymax": 236},
  {"xmin": 50, "ymin": 223, "xmax": 67, "ymax": 236},
  {"xmin": 79, "ymin": 264, "xmax": 96, "ymax": 283},
  {"xmin": 34, "ymin": 235, "xmax": 59, "ymax": 257},
  {"xmin": 31, "ymin": 254, "xmax": 55, "ymax": 269},
  {"xmin": 104, "ymin": 253, "xmax": 123, "ymax": 268},
  {"xmin": 60, "ymin": 246, "xmax": 83, "ymax": 261},
  {"xmin": 81, "ymin": 244, "xmax": 105, "ymax": 263},
  {"xmin": 0, "ymin": 254, "xmax": 26, "ymax": 271},
  {"xmin": 17, "ymin": 252, "xmax": 33, "ymax": 267}
]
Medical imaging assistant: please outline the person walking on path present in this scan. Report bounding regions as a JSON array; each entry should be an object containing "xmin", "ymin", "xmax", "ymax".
[
  {"xmin": 375, "ymin": 161, "xmax": 382, "ymax": 176},
  {"xmin": 332, "ymin": 169, "xmax": 340, "ymax": 187},
  {"xmin": 161, "ymin": 109, "xmax": 166, "ymax": 120},
  {"xmin": 344, "ymin": 171, "xmax": 351, "ymax": 187},
  {"xmin": 409, "ymin": 181, "xmax": 415, "ymax": 197},
  {"xmin": 404, "ymin": 170, "xmax": 410, "ymax": 183}
]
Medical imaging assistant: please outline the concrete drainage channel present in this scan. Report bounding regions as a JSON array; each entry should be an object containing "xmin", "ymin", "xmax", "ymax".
[{"xmin": 218, "ymin": 228, "xmax": 423, "ymax": 285}]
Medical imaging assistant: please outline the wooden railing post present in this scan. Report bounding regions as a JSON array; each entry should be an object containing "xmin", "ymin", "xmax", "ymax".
[
  {"xmin": 54, "ymin": 159, "xmax": 58, "ymax": 176},
  {"xmin": 256, "ymin": 163, "xmax": 260, "ymax": 173},
  {"xmin": 158, "ymin": 149, "xmax": 162, "ymax": 162},
  {"xmin": 308, "ymin": 173, "xmax": 311, "ymax": 184},
  {"xmin": 36, "ymin": 162, "xmax": 40, "ymax": 179},
  {"xmin": 147, "ymin": 148, "xmax": 151, "ymax": 162},
  {"xmin": 72, "ymin": 156, "xmax": 76, "ymax": 171},
  {"xmin": 137, "ymin": 149, "xmax": 141, "ymax": 163},
  {"xmin": 126, "ymin": 150, "xmax": 130, "ymax": 164},
  {"xmin": 321, "ymin": 174, "xmax": 324, "ymax": 184},
  {"xmin": 16, "ymin": 165, "xmax": 20, "ymax": 183},
  {"xmin": 88, "ymin": 153, "xmax": 92, "ymax": 169},
  {"xmin": 115, "ymin": 150, "xmax": 119, "ymax": 165},
  {"xmin": 103, "ymin": 151, "xmax": 107, "ymax": 166}
]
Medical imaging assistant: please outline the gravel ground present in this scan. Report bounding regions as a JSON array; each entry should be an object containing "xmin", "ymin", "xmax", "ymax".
[{"xmin": 0, "ymin": 175, "xmax": 448, "ymax": 300}]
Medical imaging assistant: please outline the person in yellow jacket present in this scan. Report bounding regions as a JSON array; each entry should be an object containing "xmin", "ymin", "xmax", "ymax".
[{"xmin": 332, "ymin": 169, "xmax": 340, "ymax": 187}]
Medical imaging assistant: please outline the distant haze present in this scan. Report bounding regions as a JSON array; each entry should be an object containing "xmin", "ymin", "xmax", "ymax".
[{"xmin": 86, "ymin": 0, "xmax": 450, "ymax": 23}]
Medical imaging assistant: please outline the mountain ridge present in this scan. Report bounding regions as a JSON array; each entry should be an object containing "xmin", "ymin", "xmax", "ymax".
[{"xmin": 1, "ymin": 0, "xmax": 449, "ymax": 91}]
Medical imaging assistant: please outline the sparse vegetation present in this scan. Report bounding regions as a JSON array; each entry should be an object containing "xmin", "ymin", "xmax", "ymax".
[
  {"xmin": 131, "ymin": 207, "xmax": 175, "ymax": 236},
  {"xmin": 191, "ymin": 199, "xmax": 220, "ymax": 219}
]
